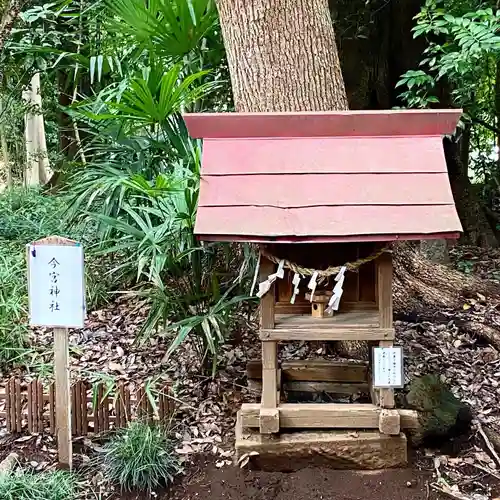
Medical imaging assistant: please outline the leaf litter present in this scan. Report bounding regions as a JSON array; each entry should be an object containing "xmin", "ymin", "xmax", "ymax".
[{"xmin": 1, "ymin": 248, "xmax": 500, "ymax": 497}]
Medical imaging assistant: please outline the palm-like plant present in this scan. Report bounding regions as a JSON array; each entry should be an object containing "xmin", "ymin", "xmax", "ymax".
[
  {"xmin": 83, "ymin": 140, "xmax": 252, "ymax": 373},
  {"xmin": 105, "ymin": 0, "xmax": 219, "ymax": 61},
  {"xmin": 58, "ymin": 0, "xmax": 244, "ymax": 374},
  {"xmin": 65, "ymin": 63, "xmax": 216, "ymax": 229},
  {"xmin": 107, "ymin": 63, "xmax": 217, "ymax": 131}
]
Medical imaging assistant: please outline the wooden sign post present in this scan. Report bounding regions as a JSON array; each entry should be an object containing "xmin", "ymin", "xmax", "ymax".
[{"xmin": 27, "ymin": 236, "xmax": 86, "ymax": 470}]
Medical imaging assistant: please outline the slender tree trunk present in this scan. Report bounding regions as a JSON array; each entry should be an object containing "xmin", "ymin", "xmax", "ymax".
[
  {"xmin": 57, "ymin": 71, "xmax": 78, "ymax": 162},
  {"xmin": 0, "ymin": 96, "xmax": 12, "ymax": 187},
  {"xmin": 0, "ymin": 0, "xmax": 21, "ymax": 48},
  {"xmin": 23, "ymin": 73, "xmax": 51, "ymax": 186},
  {"xmin": 216, "ymin": 0, "xmax": 348, "ymax": 113},
  {"xmin": 0, "ymin": 0, "xmax": 24, "ymax": 83}
]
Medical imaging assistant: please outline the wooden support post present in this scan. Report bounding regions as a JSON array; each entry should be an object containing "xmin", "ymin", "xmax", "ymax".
[
  {"xmin": 260, "ymin": 341, "xmax": 279, "ymax": 433},
  {"xmin": 376, "ymin": 253, "xmax": 395, "ymax": 409},
  {"xmin": 377, "ymin": 253, "xmax": 393, "ymax": 328},
  {"xmin": 54, "ymin": 327, "xmax": 72, "ymax": 469},
  {"xmin": 260, "ymin": 408, "xmax": 279, "ymax": 434},
  {"xmin": 259, "ymin": 255, "xmax": 279, "ymax": 434}
]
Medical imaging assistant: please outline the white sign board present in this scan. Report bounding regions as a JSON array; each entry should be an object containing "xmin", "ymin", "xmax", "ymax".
[
  {"xmin": 28, "ymin": 243, "xmax": 86, "ymax": 328},
  {"xmin": 372, "ymin": 346, "xmax": 404, "ymax": 388}
]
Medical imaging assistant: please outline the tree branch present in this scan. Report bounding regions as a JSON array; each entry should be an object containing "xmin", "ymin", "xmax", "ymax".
[{"xmin": 471, "ymin": 116, "xmax": 500, "ymax": 135}]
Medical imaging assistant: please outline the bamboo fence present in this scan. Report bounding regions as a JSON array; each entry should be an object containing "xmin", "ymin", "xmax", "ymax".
[{"xmin": 0, "ymin": 378, "xmax": 175, "ymax": 436}]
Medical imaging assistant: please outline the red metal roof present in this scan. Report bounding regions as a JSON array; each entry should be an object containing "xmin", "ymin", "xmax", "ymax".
[{"xmin": 184, "ymin": 110, "xmax": 463, "ymax": 243}]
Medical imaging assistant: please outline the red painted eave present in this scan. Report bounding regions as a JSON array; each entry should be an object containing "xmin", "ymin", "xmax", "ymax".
[
  {"xmin": 184, "ymin": 109, "xmax": 463, "ymax": 138},
  {"xmin": 196, "ymin": 232, "xmax": 462, "ymax": 244}
]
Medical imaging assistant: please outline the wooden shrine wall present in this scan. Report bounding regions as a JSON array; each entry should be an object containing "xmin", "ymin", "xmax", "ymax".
[{"xmin": 268, "ymin": 242, "xmax": 377, "ymax": 314}]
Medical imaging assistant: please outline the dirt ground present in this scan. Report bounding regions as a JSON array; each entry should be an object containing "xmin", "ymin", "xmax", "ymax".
[{"xmin": 168, "ymin": 459, "xmax": 439, "ymax": 500}]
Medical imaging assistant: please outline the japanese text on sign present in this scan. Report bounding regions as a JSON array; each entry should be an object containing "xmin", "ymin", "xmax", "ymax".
[
  {"xmin": 372, "ymin": 347, "xmax": 404, "ymax": 388},
  {"xmin": 28, "ymin": 243, "xmax": 86, "ymax": 328}
]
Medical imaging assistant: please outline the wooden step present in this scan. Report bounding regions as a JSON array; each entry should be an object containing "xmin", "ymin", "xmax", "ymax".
[
  {"xmin": 235, "ymin": 411, "xmax": 408, "ymax": 471},
  {"xmin": 240, "ymin": 402, "xmax": 419, "ymax": 429},
  {"xmin": 259, "ymin": 328, "xmax": 394, "ymax": 341}
]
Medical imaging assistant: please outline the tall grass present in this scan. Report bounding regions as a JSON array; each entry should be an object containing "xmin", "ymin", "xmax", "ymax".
[
  {"xmin": 0, "ymin": 243, "xmax": 28, "ymax": 367},
  {"xmin": 0, "ymin": 469, "xmax": 76, "ymax": 500},
  {"xmin": 99, "ymin": 420, "xmax": 182, "ymax": 492}
]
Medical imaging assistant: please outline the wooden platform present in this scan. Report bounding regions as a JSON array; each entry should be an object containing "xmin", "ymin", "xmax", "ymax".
[
  {"xmin": 247, "ymin": 359, "xmax": 370, "ymax": 399},
  {"xmin": 235, "ymin": 412, "xmax": 408, "ymax": 471},
  {"xmin": 260, "ymin": 328, "xmax": 394, "ymax": 341},
  {"xmin": 260, "ymin": 309, "xmax": 392, "ymax": 341},
  {"xmin": 240, "ymin": 403, "xmax": 419, "ymax": 430},
  {"xmin": 274, "ymin": 310, "xmax": 379, "ymax": 329},
  {"xmin": 248, "ymin": 379, "xmax": 369, "ymax": 397}
]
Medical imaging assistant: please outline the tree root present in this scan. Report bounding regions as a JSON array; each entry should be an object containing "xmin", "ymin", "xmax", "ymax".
[
  {"xmin": 393, "ymin": 242, "xmax": 500, "ymax": 349},
  {"xmin": 334, "ymin": 242, "xmax": 500, "ymax": 360},
  {"xmin": 393, "ymin": 242, "xmax": 497, "ymax": 312}
]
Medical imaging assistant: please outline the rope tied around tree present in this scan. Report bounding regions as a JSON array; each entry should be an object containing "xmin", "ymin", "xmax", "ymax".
[{"xmin": 259, "ymin": 244, "xmax": 392, "ymax": 282}]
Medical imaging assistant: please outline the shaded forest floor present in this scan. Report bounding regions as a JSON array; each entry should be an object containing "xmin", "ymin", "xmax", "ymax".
[
  {"xmin": 118, "ymin": 452, "xmax": 500, "ymax": 500},
  {"xmin": 3, "ymin": 245, "xmax": 500, "ymax": 498},
  {"xmin": 168, "ymin": 459, "xmax": 437, "ymax": 500}
]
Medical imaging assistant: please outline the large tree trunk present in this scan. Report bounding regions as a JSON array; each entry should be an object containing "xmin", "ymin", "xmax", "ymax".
[
  {"xmin": 444, "ymin": 137, "xmax": 497, "ymax": 247},
  {"xmin": 331, "ymin": 0, "xmax": 497, "ymax": 249},
  {"xmin": 331, "ymin": 0, "xmax": 500, "ymax": 354},
  {"xmin": 216, "ymin": 0, "xmax": 348, "ymax": 113}
]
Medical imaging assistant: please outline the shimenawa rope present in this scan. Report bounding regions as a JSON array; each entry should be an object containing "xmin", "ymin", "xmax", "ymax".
[{"xmin": 258, "ymin": 245, "xmax": 391, "ymax": 280}]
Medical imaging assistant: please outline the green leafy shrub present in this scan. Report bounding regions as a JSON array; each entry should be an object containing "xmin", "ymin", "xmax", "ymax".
[
  {"xmin": 67, "ymin": 113, "xmax": 252, "ymax": 373},
  {"xmin": 55, "ymin": 2, "xmax": 240, "ymax": 376},
  {"xmin": 0, "ymin": 188, "xmax": 69, "ymax": 242},
  {"xmin": 0, "ymin": 187, "xmax": 111, "ymax": 369},
  {"xmin": 0, "ymin": 188, "xmax": 67, "ymax": 367},
  {"xmin": 0, "ymin": 468, "xmax": 76, "ymax": 500},
  {"xmin": 0, "ymin": 244, "xmax": 28, "ymax": 367},
  {"xmin": 100, "ymin": 420, "xmax": 182, "ymax": 492}
]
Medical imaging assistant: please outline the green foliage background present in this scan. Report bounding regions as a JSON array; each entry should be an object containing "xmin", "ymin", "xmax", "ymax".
[{"xmin": 0, "ymin": 0, "xmax": 250, "ymax": 376}]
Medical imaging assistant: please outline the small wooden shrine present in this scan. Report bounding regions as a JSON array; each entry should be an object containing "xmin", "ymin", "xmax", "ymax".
[{"xmin": 184, "ymin": 110, "xmax": 463, "ymax": 469}]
